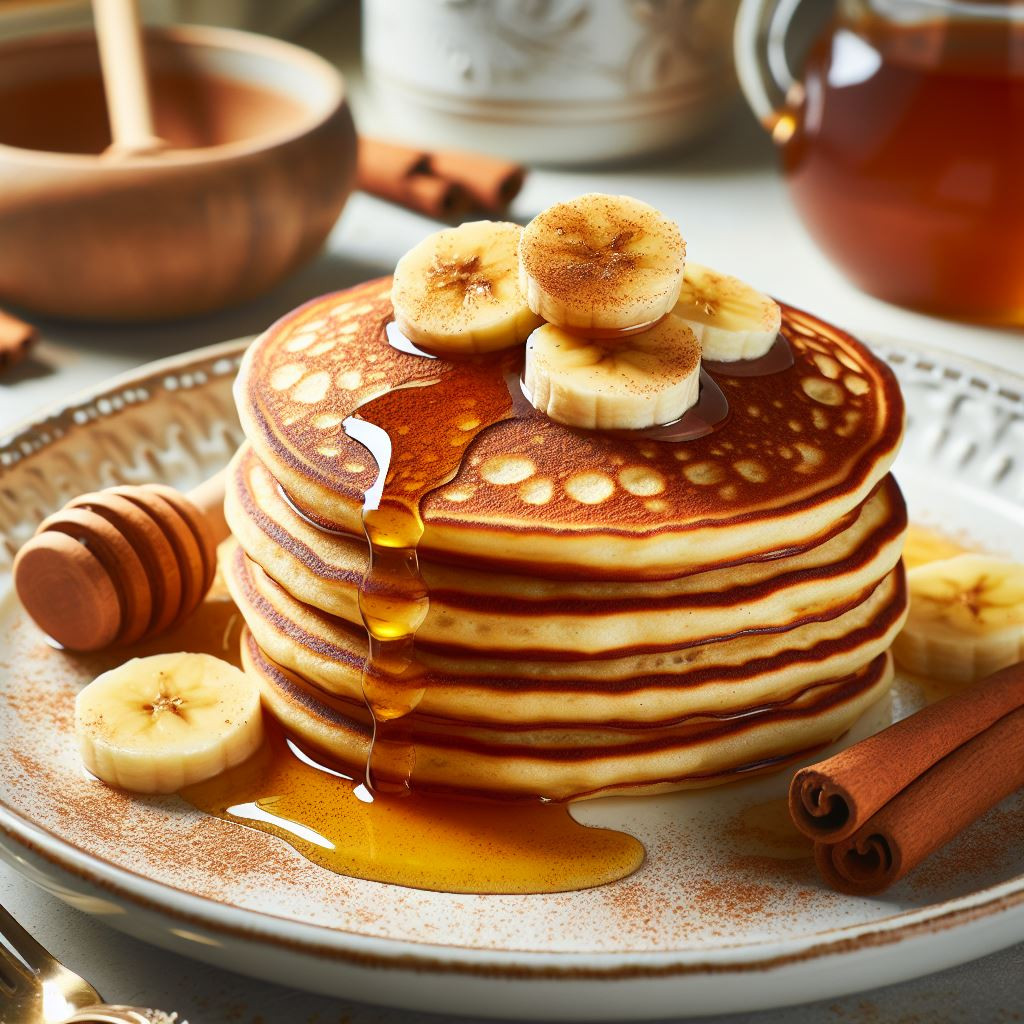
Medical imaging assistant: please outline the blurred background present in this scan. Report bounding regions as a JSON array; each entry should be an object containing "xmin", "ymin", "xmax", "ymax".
[{"xmin": 2, "ymin": 0, "xmax": 1020, "ymax": 354}]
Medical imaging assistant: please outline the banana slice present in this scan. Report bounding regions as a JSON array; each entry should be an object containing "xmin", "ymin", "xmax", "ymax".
[
  {"xmin": 903, "ymin": 523, "xmax": 968, "ymax": 570},
  {"xmin": 391, "ymin": 220, "xmax": 541, "ymax": 354},
  {"xmin": 75, "ymin": 652, "xmax": 264, "ymax": 793},
  {"xmin": 893, "ymin": 554, "xmax": 1024, "ymax": 685},
  {"xmin": 674, "ymin": 262, "xmax": 781, "ymax": 361},
  {"xmin": 518, "ymin": 193, "xmax": 686, "ymax": 332},
  {"xmin": 523, "ymin": 315, "xmax": 701, "ymax": 430}
]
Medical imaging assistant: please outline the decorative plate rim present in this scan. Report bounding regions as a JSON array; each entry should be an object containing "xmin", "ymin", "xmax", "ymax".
[
  {"xmin": 0, "ymin": 337, "xmax": 252, "ymax": 454},
  {"xmin": 1, "ymin": 333, "xmax": 1022, "ymax": 979}
]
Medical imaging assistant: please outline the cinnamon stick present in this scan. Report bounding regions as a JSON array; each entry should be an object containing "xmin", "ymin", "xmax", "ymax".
[
  {"xmin": 356, "ymin": 138, "xmax": 471, "ymax": 219},
  {"xmin": 403, "ymin": 173, "xmax": 473, "ymax": 220},
  {"xmin": 815, "ymin": 706, "xmax": 1024, "ymax": 894},
  {"xmin": 788, "ymin": 662, "xmax": 1024, "ymax": 894},
  {"xmin": 0, "ymin": 307, "xmax": 37, "ymax": 373},
  {"xmin": 790, "ymin": 662, "xmax": 1024, "ymax": 842},
  {"xmin": 356, "ymin": 137, "xmax": 524, "ymax": 218},
  {"xmin": 427, "ymin": 149, "xmax": 525, "ymax": 211},
  {"xmin": 357, "ymin": 137, "xmax": 428, "ymax": 191}
]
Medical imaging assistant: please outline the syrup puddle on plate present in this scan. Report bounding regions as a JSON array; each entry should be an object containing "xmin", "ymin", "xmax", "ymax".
[
  {"xmin": 181, "ymin": 713, "xmax": 644, "ymax": 895},
  {"xmin": 98, "ymin": 588, "xmax": 645, "ymax": 895}
]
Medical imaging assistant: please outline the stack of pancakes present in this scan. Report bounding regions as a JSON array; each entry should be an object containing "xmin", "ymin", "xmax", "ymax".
[{"xmin": 224, "ymin": 278, "xmax": 907, "ymax": 800}]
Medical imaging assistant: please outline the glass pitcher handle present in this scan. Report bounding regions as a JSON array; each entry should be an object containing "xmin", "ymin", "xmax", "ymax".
[{"xmin": 733, "ymin": 0, "xmax": 806, "ymax": 138}]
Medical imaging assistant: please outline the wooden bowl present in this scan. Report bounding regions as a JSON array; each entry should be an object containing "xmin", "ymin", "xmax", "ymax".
[{"xmin": 0, "ymin": 25, "xmax": 356, "ymax": 321}]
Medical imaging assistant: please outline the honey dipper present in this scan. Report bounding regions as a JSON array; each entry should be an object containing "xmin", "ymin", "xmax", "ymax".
[{"xmin": 13, "ymin": 471, "xmax": 228, "ymax": 652}]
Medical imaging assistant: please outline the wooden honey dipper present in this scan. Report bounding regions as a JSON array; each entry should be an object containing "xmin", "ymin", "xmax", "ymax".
[{"xmin": 13, "ymin": 471, "xmax": 229, "ymax": 651}]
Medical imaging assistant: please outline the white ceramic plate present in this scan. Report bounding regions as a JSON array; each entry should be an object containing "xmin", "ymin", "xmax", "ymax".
[{"xmin": 0, "ymin": 336, "xmax": 1021, "ymax": 1022}]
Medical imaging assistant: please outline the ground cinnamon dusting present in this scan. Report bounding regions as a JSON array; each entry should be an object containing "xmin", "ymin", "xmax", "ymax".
[
  {"xmin": 689, "ymin": 877, "xmax": 777, "ymax": 923},
  {"xmin": 906, "ymin": 796, "xmax": 1024, "ymax": 894},
  {"xmin": 726, "ymin": 853, "xmax": 818, "ymax": 886},
  {"xmin": 428, "ymin": 254, "xmax": 493, "ymax": 305}
]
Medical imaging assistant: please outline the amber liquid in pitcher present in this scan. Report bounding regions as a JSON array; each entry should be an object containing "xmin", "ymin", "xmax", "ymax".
[{"xmin": 783, "ymin": 15, "xmax": 1024, "ymax": 324}]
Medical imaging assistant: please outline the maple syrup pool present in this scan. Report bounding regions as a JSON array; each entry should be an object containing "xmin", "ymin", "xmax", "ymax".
[{"xmin": 72, "ymin": 591, "xmax": 644, "ymax": 895}]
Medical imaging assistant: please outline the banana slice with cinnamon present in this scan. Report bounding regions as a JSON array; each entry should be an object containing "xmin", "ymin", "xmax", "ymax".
[
  {"xmin": 673, "ymin": 262, "xmax": 782, "ymax": 362},
  {"xmin": 391, "ymin": 220, "xmax": 541, "ymax": 354},
  {"xmin": 523, "ymin": 315, "xmax": 702, "ymax": 430},
  {"xmin": 518, "ymin": 193, "xmax": 687, "ymax": 332}
]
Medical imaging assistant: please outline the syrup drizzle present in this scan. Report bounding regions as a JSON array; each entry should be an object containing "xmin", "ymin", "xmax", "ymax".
[
  {"xmin": 341, "ymin": 348, "xmax": 521, "ymax": 793},
  {"xmin": 341, "ymin": 323, "xmax": 770, "ymax": 794}
]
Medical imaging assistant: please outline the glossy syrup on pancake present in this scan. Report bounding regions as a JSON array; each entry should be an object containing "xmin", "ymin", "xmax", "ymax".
[
  {"xmin": 340, "ymin": 349, "xmax": 520, "ymax": 792},
  {"xmin": 702, "ymin": 332, "xmax": 795, "ymax": 377},
  {"xmin": 341, "ymin": 320, "xmax": 740, "ymax": 793}
]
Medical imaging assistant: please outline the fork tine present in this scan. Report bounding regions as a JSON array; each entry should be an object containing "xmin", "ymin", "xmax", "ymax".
[
  {"xmin": 0, "ymin": 905, "xmax": 41, "ymax": 1002},
  {"xmin": 0, "ymin": 902, "xmax": 103, "ymax": 1020},
  {"xmin": 0, "ymin": 903, "xmax": 60, "ymax": 976}
]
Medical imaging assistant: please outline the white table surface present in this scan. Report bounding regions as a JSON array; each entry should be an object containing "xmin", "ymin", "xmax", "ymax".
[{"xmin": 2, "ymin": 7, "xmax": 1023, "ymax": 1022}]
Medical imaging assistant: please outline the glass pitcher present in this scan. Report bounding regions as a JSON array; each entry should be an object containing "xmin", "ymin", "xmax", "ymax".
[{"xmin": 735, "ymin": 0, "xmax": 1024, "ymax": 325}]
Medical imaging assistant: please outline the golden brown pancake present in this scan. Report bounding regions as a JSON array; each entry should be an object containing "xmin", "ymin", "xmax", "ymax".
[
  {"xmin": 241, "ymin": 628, "xmax": 895, "ymax": 800},
  {"xmin": 228, "ymin": 277, "xmax": 907, "ymax": 796},
  {"xmin": 224, "ymin": 541, "xmax": 906, "ymax": 728},
  {"xmin": 226, "ymin": 444, "xmax": 906, "ymax": 657},
  {"xmin": 235, "ymin": 279, "xmax": 904, "ymax": 579}
]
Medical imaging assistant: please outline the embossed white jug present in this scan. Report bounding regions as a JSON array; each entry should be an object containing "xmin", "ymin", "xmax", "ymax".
[{"xmin": 362, "ymin": 0, "xmax": 741, "ymax": 164}]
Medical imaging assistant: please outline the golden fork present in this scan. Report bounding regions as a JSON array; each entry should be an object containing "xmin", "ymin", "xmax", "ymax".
[{"xmin": 0, "ymin": 903, "xmax": 184, "ymax": 1023}]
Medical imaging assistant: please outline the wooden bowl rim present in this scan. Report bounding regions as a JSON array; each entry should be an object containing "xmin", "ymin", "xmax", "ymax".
[{"xmin": 0, "ymin": 23, "xmax": 349, "ymax": 169}]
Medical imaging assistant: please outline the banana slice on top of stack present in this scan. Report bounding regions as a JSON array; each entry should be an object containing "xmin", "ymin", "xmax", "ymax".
[
  {"xmin": 524, "ymin": 317, "xmax": 701, "ymax": 431},
  {"xmin": 389, "ymin": 192, "xmax": 783, "ymax": 430},
  {"xmin": 674, "ymin": 262, "xmax": 782, "ymax": 363},
  {"xmin": 392, "ymin": 220, "xmax": 542, "ymax": 354},
  {"xmin": 517, "ymin": 194, "xmax": 700, "ymax": 430},
  {"xmin": 518, "ymin": 192, "xmax": 686, "ymax": 333}
]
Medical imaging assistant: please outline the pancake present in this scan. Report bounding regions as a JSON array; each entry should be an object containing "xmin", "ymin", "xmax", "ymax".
[
  {"xmin": 227, "ymin": 444, "xmax": 907, "ymax": 657},
  {"xmin": 227, "ymin": 274, "xmax": 907, "ymax": 797},
  {"xmin": 235, "ymin": 279, "xmax": 904, "ymax": 580},
  {"xmin": 224, "ymin": 541, "xmax": 907, "ymax": 728},
  {"xmin": 241, "ymin": 628, "xmax": 895, "ymax": 800}
]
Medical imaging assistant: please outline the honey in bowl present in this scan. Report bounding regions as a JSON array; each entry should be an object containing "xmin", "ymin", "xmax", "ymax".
[{"xmin": 782, "ymin": 11, "xmax": 1024, "ymax": 324}]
